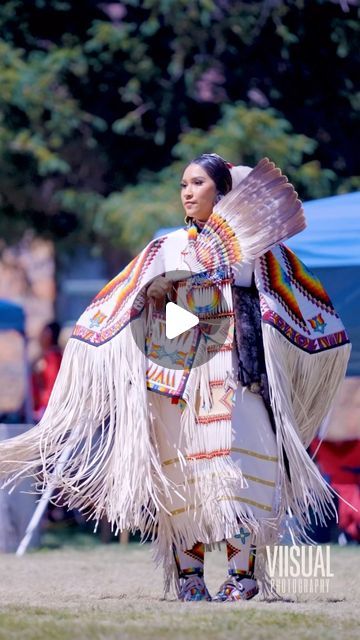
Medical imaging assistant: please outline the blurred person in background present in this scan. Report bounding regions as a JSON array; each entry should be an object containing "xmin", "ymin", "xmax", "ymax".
[
  {"xmin": 0, "ymin": 155, "xmax": 350, "ymax": 602},
  {"xmin": 32, "ymin": 321, "xmax": 62, "ymax": 422}
]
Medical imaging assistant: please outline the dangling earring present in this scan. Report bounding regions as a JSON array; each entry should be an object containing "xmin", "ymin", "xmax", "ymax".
[{"xmin": 184, "ymin": 215, "xmax": 193, "ymax": 225}]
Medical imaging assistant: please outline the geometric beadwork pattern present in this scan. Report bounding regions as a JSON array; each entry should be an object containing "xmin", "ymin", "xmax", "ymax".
[
  {"xmin": 260, "ymin": 249, "xmax": 307, "ymax": 331},
  {"xmin": 257, "ymin": 244, "xmax": 350, "ymax": 354},
  {"xmin": 308, "ymin": 312, "xmax": 327, "ymax": 334},
  {"xmin": 226, "ymin": 541, "xmax": 241, "ymax": 562},
  {"xmin": 72, "ymin": 237, "xmax": 166, "ymax": 346},
  {"xmin": 185, "ymin": 542, "xmax": 205, "ymax": 565},
  {"xmin": 235, "ymin": 527, "xmax": 251, "ymax": 544},
  {"xmin": 280, "ymin": 245, "xmax": 336, "ymax": 316}
]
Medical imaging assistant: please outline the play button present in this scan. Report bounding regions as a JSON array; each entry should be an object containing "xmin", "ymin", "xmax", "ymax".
[
  {"xmin": 130, "ymin": 268, "xmax": 232, "ymax": 371},
  {"xmin": 165, "ymin": 302, "xmax": 199, "ymax": 339}
]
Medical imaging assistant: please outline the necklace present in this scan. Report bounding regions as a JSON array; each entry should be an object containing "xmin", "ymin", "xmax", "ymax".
[
  {"xmin": 180, "ymin": 221, "xmax": 225, "ymax": 313},
  {"xmin": 185, "ymin": 221, "xmax": 230, "ymax": 282}
]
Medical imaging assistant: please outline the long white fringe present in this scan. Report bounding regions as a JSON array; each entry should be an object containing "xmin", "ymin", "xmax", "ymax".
[
  {"xmin": 262, "ymin": 324, "xmax": 351, "ymax": 530},
  {"xmin": 0, "ymin": 317, "xmax": 172, "ymax": 539}
]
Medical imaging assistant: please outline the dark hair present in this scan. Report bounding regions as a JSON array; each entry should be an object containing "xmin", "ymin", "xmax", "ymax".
[
  {"xmin": 44, "ymin": 321, "xmax": 61, "ymax": 345},
  {"xmin": 189, "ymin": 153, "xmax": 232, "ymax": 196}
]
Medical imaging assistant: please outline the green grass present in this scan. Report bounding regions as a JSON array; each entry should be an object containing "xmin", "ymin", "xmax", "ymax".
[
  {"xmin": 0, "ymin": 545, "xmax": 358, "ymax": 640},
  {"xmin": 0, "ymin": 604, "xmax": 357, "ymax": 640}
]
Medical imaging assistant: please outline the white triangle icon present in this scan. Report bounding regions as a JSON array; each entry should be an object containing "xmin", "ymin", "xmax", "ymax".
[{"xmin": 165, "ymin": 302, "xmax": 199, "ymax": 339}]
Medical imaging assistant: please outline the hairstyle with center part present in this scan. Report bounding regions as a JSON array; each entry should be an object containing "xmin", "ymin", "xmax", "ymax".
[{"xmin": 188, "ymin": 153, "xmax": 233, "ymax": 196}]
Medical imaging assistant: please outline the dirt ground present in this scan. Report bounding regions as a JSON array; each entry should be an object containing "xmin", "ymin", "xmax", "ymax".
[{"xmin": 0, "ymin": 543, "xmax": 359, "ymax": 640}]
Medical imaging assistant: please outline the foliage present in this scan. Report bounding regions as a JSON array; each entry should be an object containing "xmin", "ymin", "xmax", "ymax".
[
  {"xmin": 0, "ymin": 0, "xmax": 358, "ymax": 254},
  {"xmin": 97, "ymin": 103, "xmax": 337, "ymax": 254}
]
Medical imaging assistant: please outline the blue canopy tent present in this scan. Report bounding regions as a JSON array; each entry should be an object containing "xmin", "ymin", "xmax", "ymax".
[
  {"xmin": 154, "ymin": 191, "xmax": 360, "ymax": 375},
  {"xmin": 287, "ymin": 192, "xmax": 360, "ymax": 268},
  {"xmin": 0, "ymin": 299, "xmax": 25, "ymax": 333},
  {"xmin": 287, "ymin": 192, "xmax": 360, "ymax": 376}
]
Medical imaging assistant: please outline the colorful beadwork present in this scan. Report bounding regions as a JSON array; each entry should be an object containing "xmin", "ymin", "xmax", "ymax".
[
  {"xmin": 186, "ymin": 285, "xmax": 221, "ymax": 314},
  {"xmin": 258, "ymin": 244, "xmax": 350, "ymax": 353}
]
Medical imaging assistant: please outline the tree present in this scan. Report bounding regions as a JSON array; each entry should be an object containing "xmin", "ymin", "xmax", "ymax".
[
  {"xmin": 95, "ymin": 102, "xmax": 341, "ymax": 254},
  {"xmin": 0, "ymin": 0, "xmax": 358, "ymax": 254}
]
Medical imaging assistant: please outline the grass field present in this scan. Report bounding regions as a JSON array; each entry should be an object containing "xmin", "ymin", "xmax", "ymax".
[{"xmin": 0, "ymin": 543, "xmax": 359, "ymax": 640}]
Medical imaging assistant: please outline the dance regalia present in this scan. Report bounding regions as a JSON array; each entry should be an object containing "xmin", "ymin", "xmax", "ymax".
[{"xmin": 0, "ymin": 159, "xmax": 350, "ymax": 595}]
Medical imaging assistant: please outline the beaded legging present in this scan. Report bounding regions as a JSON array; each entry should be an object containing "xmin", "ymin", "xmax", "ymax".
[{"xmin": 174, "ymin": 529, "xmax": 256, "ymax": 580}]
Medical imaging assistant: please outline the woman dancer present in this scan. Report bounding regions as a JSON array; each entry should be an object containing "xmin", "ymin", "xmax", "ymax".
[{"xmin": 0, "ymin": 154, "xmax": 350, "ymax": 602}]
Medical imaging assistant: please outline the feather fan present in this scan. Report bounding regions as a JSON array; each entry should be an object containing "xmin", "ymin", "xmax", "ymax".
[{"xmin": 183, "ymin": 157, "xmax": 306, "ymax": 273}]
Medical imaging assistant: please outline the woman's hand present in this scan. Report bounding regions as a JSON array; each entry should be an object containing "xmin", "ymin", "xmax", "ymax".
[{"xmin": 146, "ymin": 276, "xmax": 173, "ymax": 304}]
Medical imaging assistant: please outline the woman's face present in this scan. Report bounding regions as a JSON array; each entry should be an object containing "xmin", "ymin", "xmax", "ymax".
[{"xmin": 180, "ymin": 163, "xmax": 217, "ymax": 223}]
